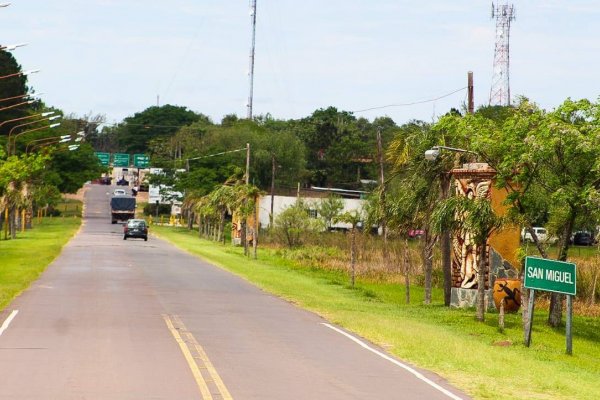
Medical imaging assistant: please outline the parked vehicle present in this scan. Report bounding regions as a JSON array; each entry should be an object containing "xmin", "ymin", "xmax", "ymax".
[
  {"xmin": 521, "ymin": 227, "xmax": 556, "ymax": 243},
  {"xmin": 110, "ymin": 196, "xmax": 136, "ymax": 224},
  {"xmin": 572, "ymin": 231, "xmax": 594, "ymax": 246},
  {"xmin": 123, "ymin": 219, "xmax": 148, "ymax": 241},
  {"xmin": 408, "ymin": 229, "xmax": 425, "ymax": 238},
  {"xmin": 113, "ymin": 189, "xmax": 127, "ymax": 196}
]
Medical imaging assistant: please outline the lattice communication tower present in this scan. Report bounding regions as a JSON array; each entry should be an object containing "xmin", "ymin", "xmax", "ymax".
[{"xmin": 489, "ymin": 2, "xmax": 516, "ymax": 106}]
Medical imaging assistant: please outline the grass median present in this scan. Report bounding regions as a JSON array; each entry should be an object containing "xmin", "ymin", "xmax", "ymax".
[
  {"xmin": 0, "ymin": 215, "xmax": 81, "ymax": 311},
  {"xmin": 152, "ymin": 225, "xmax": 600, "ymax": 400}
]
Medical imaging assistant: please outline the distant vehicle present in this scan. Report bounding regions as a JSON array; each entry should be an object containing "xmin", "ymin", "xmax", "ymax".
[
  {"xmin": 521, "ymin": 227, "xmax": 556, "ymax": 244},
  {"xmin": 123, "ymin": 219, "xmax": 148, "ymax": 241},
  {"xmin": 408, "ymin": 229, "xmax": 425, "ymax": 238},
  {"xmin": 572, "ymin": 231, "xmax": 594, "ymax": 246},
  {"xmin": 113, "ymin": 189, "xmax": 127, "ymax": 196},
  {"xmin": 101, "ymin": 176, "xmax": 112, "ymax": 185},
  {"xmin": 116, "ymin": 178, "xmax": 129, "ymax": 186},
  {"xmin": 110, "ymin": 195, "xmax": 136, "ymax": 224}
]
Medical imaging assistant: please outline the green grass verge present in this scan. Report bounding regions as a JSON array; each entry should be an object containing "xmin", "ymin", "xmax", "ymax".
[
  {"xmin": 0, "ymin": 216, "xmax": 81, "ymax": 310},
  {"xmin": 152, "ymin": 225, "xmax": 600, "ymax": 400}
]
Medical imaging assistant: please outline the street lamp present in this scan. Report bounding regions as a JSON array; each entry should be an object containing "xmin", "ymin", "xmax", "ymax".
[
  {"xmin": 0, "ymin": 99, "xmax": 36, "ymax": 113},
  {"xmin": 0, "ymin": 92, "xmax": 43, "ymax": 103},
  {"xmin": 0, "ymin": 111, "xmax": 54, "ymax": 130},
  {"xmin": 424, "ymin": 145, "xmax": 477, "ymax": 161},
  {"xmin": 0, "ymin": 69, "xmax": 40, "ymax": 80},
  {"xmin": 8, "ymin": 115, "xmax": 61, "ymax": 153},
  {"xmin": 13, "ymin": 123, "xmax": 61, "ymax": 154},
  {"xmin": 0, "ymin": 43, "xmax": 27, "ymax": 51},
  {"xmin": 27, "ymin": 134, "xmax": 71, "ymax": 154},
  {"xmin": 0, "ymin": 3, "xmax": 11, "ymax": 7}
]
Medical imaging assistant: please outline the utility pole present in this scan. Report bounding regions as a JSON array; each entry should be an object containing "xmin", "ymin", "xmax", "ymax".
[
  {"xmin": 246, "ymin": 0, "xmax": 257, "ymax": 120},
  {"xmin": 270, "ymin": 154, "xmax": 275, "ymax": 228},
  {"xmin": 468, "ymin": 71, "xmax": 474, "ymax": 114},
  {"xmin": 376, "ymin": 128, "xmax": 389, "ymax": 268},
  {"xmin": 245, "ymin": 143, "xmax": 250, "ymax": 185}
]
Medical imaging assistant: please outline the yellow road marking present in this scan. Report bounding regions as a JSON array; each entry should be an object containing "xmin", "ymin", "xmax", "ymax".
[
  {"xmin": 163, "ymin": 314, "xmax": 213, "ymax": 400},
  {"xmin": 173, "ymin": 315, "xmax": 234, "ymax": 400}
]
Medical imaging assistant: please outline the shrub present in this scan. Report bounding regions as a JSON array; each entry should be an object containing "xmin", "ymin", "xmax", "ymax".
[
  {"xmin": 275, "ymin": 200, "xmax": 323, "ymax": 248},
  {"xmin": 143, "ymin": 203, "xmax": 172, "ymax": 216}
]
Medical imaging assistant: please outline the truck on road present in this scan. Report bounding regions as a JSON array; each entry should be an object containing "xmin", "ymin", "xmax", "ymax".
[{"xmin": 110, "ymin": 196, "xmax": 136, "ymax": 224}]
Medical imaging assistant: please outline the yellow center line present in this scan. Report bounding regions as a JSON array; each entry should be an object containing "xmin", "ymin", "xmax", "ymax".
[
  {"xmin": 173, "ymin": 315, "xmax": 234, "ymax": 400},
  {"xmin": 163, "ymin": 314, "xmax": 213, "ymax": 400}
]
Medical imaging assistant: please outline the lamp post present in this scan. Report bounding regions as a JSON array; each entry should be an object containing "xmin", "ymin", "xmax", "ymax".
[
  {"xmin": 26, "ymin": 134, "xmax": 70, "ymax": 154},
  {"xmin": 425, "ymin": 144, "xmax": 478, "ymax": 307},
  {"xmin": 0, "ymin": 69, "xmax": 40, "ymax": 80},
  {"xmin": 8, "ymin": 115, "xmax": 61, "ymax": 153},
  {"xmin": 424, "ymin": 145, "xmax": 478, "ymax": 161},
  {"xmin": 0, "ymin": 99, "xmax": 36, "ymax": 113},
  {"xmin": 0, "ymin": 43, "xmax": 27, "ymax": 51},
  {"xmin": 0, "ymin": 92, "xmax": 42, "ymax": 103},
  {"xmin": 9, "ymin": 123, "xmax": 61, "ymax": 154},
  {"xmin": 0, "ymin": 111, "xmax": 53, "ymax": 128}
]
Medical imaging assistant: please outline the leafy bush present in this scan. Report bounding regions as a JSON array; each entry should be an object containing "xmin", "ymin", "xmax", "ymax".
[
  {"xmin": 143, "ymin": 203, "xmax": 172, "ymax": 216},
  {"xmin": 274, "ymin": 200, "xmax": 323, "ymax": 248}
]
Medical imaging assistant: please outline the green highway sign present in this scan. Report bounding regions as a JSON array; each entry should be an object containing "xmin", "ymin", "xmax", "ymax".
[
  {"xmin": 94, "ymin": 152, "xmax": 110, "ymax": 166},
  {"xmin": 113, "ymin": 153, "xmax": 130, "ymax": 167},
  {"xmin": 133, "ymin": 154, "xmax": 150, "ymax": 168},
  {"xmin": 524, "ymin": 257, "xmax": 576, "ymax": 296}
]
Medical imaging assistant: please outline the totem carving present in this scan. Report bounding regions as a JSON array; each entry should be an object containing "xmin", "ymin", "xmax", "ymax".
[{"xmin": 451, "ymin": 164, "xmax": 496, "ymax": 290}]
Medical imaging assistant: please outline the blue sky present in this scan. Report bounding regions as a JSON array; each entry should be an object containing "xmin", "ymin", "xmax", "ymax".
[{"xmin": 1, "ymin": 1, "xmax": 599, "ymax": 125}]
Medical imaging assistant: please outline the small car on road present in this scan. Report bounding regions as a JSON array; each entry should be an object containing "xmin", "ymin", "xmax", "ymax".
[
  {"xmin": 123, "ymin": 219, "xmax": 148, "ymax": 241},
  {"xmin": 113, "ymin": 189, "xmax": 127, "ymax": 196}
]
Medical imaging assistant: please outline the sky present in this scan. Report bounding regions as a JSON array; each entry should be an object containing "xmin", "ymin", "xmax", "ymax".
[{"xmin": 1, "ymin": 1, "xmax": 599, "ymax": 126}]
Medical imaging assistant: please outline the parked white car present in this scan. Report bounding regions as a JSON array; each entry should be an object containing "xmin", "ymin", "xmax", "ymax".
[{"xmin": 521, "ymin": 227, "xmax": 556, "ymax": 244}]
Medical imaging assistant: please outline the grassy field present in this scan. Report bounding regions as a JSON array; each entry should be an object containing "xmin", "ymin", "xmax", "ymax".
[
  {"xmin": 151, "ymin": 225, "xmax": 600, "ymax": 400},
  {"xmin": 0, "ymin": 208, "xmax": 81, "ymax": 310}
]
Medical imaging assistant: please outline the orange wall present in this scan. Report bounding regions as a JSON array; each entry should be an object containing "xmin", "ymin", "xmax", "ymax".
[{"xmin": 488, "ymin": 186, "xmax": 520, "ymax": 270}]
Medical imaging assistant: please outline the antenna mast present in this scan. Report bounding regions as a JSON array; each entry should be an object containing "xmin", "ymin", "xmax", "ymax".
[
  {"xmin": 489, "ymin": 2, "xmax": 515, "ymax": 106},
  {"xmin": 247, "ymin": 0, "xmax": 257, "ymax": 120}
]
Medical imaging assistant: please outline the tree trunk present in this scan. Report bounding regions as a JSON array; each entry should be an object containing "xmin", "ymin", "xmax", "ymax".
[
  {"xmin": 187, "ymin": 211, "xmax": 194, "ymax": 230},
  {"xmin": 218, "ymin": 212, "xmax": 225, "ymax": 243},
  {"xmin": 476, "ymin": 241, "xmax": 487, "ymax": 322},
  {"xmin": 404, "ymin": 239, "xmax": 410, "ymax": 304},
  {"xmin": 440, "ymin": 174, "xmax": 452, "ymax": 306},
  {"xmin": 521, "ymin": 279, "xmax": 530, "ymax": 342},
  {"xmin": 10, "ymin": 206, "xmax": 17, "ymax": 239},
  {"xmin": 422, "ymin": 230, "xmax": 435, "ymax": 305},
  {"xmin": 548, "ymin": 207, "xmax": 576, "ymax": 327},
  {"xmin": 253, "ymin": 199, "xmax": 258, "ymax": 259},
  {"xmin": 350, "ymin": 228, "xmax": 356, "ymax": 287}
]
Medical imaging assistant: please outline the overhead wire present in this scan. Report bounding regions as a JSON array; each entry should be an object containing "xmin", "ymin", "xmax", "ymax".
[{"xmin": 351, "ymin": 86, "xmax": 468, "ymax": 113}]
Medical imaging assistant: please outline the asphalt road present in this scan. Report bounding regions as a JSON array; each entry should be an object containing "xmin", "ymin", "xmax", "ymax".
[{"xmin": 0, "ymin": 184, "xmax": 470, "ymax": 399}]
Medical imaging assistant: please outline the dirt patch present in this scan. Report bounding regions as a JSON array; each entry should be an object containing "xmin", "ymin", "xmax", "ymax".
[{"xmin": 62, "ymin": 184, "xmax": 89, "ymax": 202}]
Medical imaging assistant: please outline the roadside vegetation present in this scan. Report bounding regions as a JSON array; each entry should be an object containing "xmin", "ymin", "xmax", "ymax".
[
  {"xmin": 0, "ymin": 204, "xmax": 81, "ymax": 310},
  {"xmin": 151, "ymin": 225, "xmax": 600, "ymax": 400}
]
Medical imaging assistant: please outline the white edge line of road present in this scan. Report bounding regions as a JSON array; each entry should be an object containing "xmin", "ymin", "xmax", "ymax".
[
  {"xmin": 0, "ymin": 310, "xmax": 19, "ymax": 337},
  {"xmin": 321, "ymin": 323, "xmax": 464, "ymax": 400}
]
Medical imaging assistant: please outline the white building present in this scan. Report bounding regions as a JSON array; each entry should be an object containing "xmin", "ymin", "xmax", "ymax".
[{"xmin": 258, "ymin": 194, "xmax": 366, "ymax": 231}]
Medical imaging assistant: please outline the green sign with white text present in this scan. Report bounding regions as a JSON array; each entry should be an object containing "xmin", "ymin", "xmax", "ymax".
[
  {"xmin": 133, "ymin": 154, "xmax": 149, "ymax": 168},
  {"xmin": 95, "ymin": 152, "xmax": 110, "ymax": 166},
  {"xmin": 113, "ymin": 153, "xmax": 130, "ymax": 167},
  {"xmin": 524, "ymin": 257, "xmax": 576, "ymax": 296}
]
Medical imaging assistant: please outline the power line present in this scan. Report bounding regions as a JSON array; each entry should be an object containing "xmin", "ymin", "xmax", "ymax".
[
  {"xmin": 186, "ymin": 147, "xmax": 247, "ymax": 162},
  {"xmin": 351, "ymin": 86, "xmax": 468, "ymax": 113}
]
